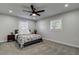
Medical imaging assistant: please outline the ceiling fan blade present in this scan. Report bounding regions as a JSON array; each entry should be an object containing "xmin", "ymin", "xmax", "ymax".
[
  {"xmin": 30, "ymin": 5, "xmax": 37, "ymax": 12},
  {"xmin": 30, "ymin": 14, "xmax": 32, "ymax": 16},
  {"xmin": 23, "ymin": 10, "xmax": 32, "ymax": 13},
  {"xmin": 36, "ymin": 10, "xmax": 45, "ymax": 13},
  {"xmin": 36, "ymin": 13, "xmax": 40, "ymax": 16},
  {"xmin": 31, "ymin": 5, "xmax": 34, "ymax": 11}
]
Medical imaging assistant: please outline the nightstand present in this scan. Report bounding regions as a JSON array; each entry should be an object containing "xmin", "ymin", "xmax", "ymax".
[{"xmin": 7, "ymin": 35, "xmax": 15, "ymax": 42}]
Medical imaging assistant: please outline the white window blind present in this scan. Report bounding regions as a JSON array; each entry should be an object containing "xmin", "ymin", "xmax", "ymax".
[{"xmin": 50, "ymin": 20, "xmax": 62, "ymax": 30}]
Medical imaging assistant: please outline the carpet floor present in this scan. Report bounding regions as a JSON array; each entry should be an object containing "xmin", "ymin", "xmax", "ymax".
[{"xmin": 0, "ymin": 40, "xmax": 79, "ymax": 55}]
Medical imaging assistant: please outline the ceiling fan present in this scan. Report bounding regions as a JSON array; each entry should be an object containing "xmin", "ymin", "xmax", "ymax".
[{"xmin": 23, "ymin": 5, "xmax": 45, "ymax": 16}]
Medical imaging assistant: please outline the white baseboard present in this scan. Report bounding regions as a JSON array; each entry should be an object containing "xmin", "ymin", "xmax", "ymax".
[
  {"xmin": 0, "ymin": 40, "xmax": 7, "ymax": 43},
  {"xmin": 43, "ymin": 37, "xmax": 79, "ymax": 48}
]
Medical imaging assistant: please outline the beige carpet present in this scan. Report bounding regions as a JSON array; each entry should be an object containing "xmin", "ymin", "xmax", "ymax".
[{"xmin": 0, "ymin": 40, "xmax": 79, "ymax": 55}]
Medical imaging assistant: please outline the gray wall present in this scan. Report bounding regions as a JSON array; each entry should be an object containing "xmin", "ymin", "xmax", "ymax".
[
  {"xmin": 36, "ymin": 10, "xmax": 79, "ymax": 48},
  {"xmin": 0, "ymin": 14, "xmax": 35, "ymax": 42},
  {"xmin": 18, "ymin": 18, "xmax": 36, "ymax": 34}
]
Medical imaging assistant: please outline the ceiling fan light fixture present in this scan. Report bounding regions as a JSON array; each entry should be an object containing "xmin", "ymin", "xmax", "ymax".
[{"xmin": 32, "ymin": 13, "xmax": 36, "ymax": 16}]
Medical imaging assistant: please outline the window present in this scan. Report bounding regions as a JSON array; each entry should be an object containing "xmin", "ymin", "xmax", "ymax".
[{"xmin": 50, "ymin": 20, "xmax": 62, "ymax": 30}]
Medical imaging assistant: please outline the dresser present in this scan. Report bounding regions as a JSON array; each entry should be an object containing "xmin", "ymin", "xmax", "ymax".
[{"xmin": 7, "ymin": 35, "xmax": 15, "ymax": 42}]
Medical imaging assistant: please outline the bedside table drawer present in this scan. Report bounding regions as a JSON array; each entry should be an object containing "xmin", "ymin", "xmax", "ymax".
[{"xmin": 7, "ymin": 35, "xmax": 15, "ymax": 42}]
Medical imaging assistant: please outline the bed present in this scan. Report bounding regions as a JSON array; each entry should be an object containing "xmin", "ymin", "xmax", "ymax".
[{"xmin": 15, "ymin": 34, "xmax": 43, "ymax": 48}]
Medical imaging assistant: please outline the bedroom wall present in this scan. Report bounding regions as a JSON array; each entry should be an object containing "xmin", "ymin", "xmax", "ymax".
[
  {"xmin": 36, "ymin": 9, "xmax": 79, "ymax": 48},
  {"xmin": 0, "ymin": 14, "xmax": 36, "ymax": 42},
  {"xmin": 18, "ymin": 19, "xmax": 36, "ymax": 34}
]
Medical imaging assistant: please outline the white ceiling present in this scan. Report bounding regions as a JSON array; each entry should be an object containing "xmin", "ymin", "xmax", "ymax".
[{"xmin": 0, "ymin": 3, "xmax": 79, "ymax": 20}]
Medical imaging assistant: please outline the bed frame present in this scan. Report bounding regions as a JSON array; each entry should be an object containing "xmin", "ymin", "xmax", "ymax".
[{"xmin": 16, "ymin": 38, "xmax": 43, "ymax": 48}]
